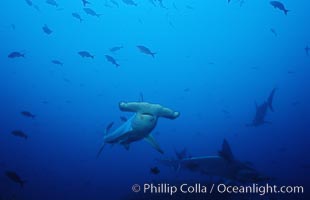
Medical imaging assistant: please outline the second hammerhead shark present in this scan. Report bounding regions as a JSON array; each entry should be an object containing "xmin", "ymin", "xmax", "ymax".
[
  {"xmin": 159, "ymin": 139, "xmax": 270, "ymax": 183},
  {"xmin": 247, "ymin": 88, "xmax": 277, "ymax": 127}
]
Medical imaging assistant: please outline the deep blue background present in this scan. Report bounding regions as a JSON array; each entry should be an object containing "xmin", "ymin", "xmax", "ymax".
[{"xmin": 0, "ymin": 0, "xmax": 309, "ymax": 199}]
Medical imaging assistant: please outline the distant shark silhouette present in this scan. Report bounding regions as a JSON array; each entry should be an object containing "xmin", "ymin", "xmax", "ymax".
[
  {"xmin": 247, "ymin": 88, "xmax": 277, "ymax": 127},
  {"xmin": 159, "ymin": 139, "xmax": 270, "ymax": 183}
]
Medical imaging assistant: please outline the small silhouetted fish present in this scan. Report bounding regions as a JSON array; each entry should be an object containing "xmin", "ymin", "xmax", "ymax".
[
  {"xmin": 104, "ymin": 2, "xmax": 113, "ymax": 8},
  {"xmin": 42, "ymin": 24, "xmax": 52, "ymax": 35},
  {"xmin": 21, "ymin": 111, "xmax": 35, "ymax": 118},
  {"xmin": 150, "ymin": 167, "xmax": 160, "ymax": 175},
  {"xmin": 158, "ymin": 0, "xmax": 165, "ymax": 8},
  {"xmin": 82, "ymin": 0, "xmax": 91, "ymax": 7},
  {"xmin": 11, "ymin": 24, "xmax": 16, "ymax": 30},
  {"xmin": 11, "ymin": 130, "xmax": 28, "ymax": 140},
  {"xmin": 8, "ymin": 52, "xmax": 25, "ymax": 58},
  {"xmin": 183, "ymin": 88, "xmax": 190, "ymax": 92},
  {"xmin": 34, "ymin": 4, "xmax": 40, "ymax": 11},
  {"xmin": 186, "ymin": 5, "xmax": 194, "ymax": 10},
  {"xmin": 78, "ymin": 51, "xmax": 94, "ymax": 59},
  {"xmin": 122, "ymin": 0, "xmax": 137, "ymax": 6},
  {"xmin": 222, "ymin": 109, "xmax": 230, "ymax": 114},
  {"xmin": 137, "ymin": 45, "xmax": 156, "ymax": 58},
  {"xmin": 46, "ymin": 0, "xmax": 58, "ymax": 7},
  {"xmin": 105, "ymin": 55, "xmax": 120, "ymax": 67},
  {"xmin": 72, "ymin": 12, "xmax": 83, "ymax": 22},
  {"xmin": 83, "ymin": 8, "xmax": 101, "ymax": 17},
  {"xmin": 149, "ymin": 0, "xmax": 156, "ymax": 7},
  {"xmin": 172, "ymin": 2, "xmax": 177, "ymax": 10},
  {"xmin": 105, "ymin": 122, "xmax": 114, "ymax": 133},
  {"xmin": 305, "ymin": 45, "xmax": 309, "ymax": 56},
  {"xmin": 109, "ymin": 46, "xmax": 123, "ymax": 52},
  {"xmin": 63, "ymin": 78, "xmax": 71, "ymax": 83},
  {"xmin": 5, "ymin": 171, "xmax": 26, "ymax": 188},
  {"xmin": 270, "ymin": 1, "xmax": 289, "ymax": 15},
  {"xmin": 120, "ymin": 116, "xmax": 127, "ymax": 122},
  {"xmin": 110, "ymin": 0, "xmax": 119, "ymax": 7},
  {"xmin": 51, "ymin": 60, "xmax": 63, "ymax": 66},
  {"xmin": 287, "ymin": 70, "xmax": 295, "ymax": 74},
  {"xmin": 270, "ymin": 28, "xmax": 277, "ymax": 36},
  {"xmin": 25, "ymin": 0, "xmax": 33, "ymax": 6}
]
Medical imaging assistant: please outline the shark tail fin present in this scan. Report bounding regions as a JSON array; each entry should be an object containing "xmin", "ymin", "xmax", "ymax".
[
  {"xmin": 218, "ymin": 139, "xmax": 234, "ymax": 161},
  {"xmin": 96, "ymin": 142, "xmax": 106, "ymax": 159},
  {"xmin": 97, "ymin": 127, "xmax": 110, "ymax": 159},
  {"xmin": 284, "ymin": 9, "xmax": 290, "ymax": 15},
  {"xmin": 267, "ymin": 88, "xmax": 277, "ymax": 112}
]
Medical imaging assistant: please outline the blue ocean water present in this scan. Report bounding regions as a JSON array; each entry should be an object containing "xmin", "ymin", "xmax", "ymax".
[{"xmin": 0, "ymin": 0, "xmax": 309, "ymax": 199}]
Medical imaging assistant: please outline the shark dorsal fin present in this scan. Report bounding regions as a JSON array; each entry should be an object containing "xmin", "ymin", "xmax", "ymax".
[
  {"xmin": 139, "ymin": 92, "xmax": 144, "ymax": 102},
  {"xmin": 218, "ymin": 139, "xmax": 234, "ymax": 161},
  {"xmin": 175, "ymin": 148, "xmax": 187, "ymax": 160}
]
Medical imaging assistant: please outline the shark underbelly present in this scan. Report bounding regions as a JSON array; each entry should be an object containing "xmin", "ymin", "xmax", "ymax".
[{"xmin": 104, "ymin": 115, "xmax": 135, "ymax": 144}]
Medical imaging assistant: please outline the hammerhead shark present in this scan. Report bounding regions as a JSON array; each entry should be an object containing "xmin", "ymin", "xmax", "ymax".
[
  {"xmin": 159, "ymin": 139, "xmax": 270, "ymax": 183},
  {"xmin": 247, "ymin": 88, "xmax": 277, "ymax": 127},
  {"xmin": 97, "ymin": 101, "xmax": 180, "ymax": 158}
]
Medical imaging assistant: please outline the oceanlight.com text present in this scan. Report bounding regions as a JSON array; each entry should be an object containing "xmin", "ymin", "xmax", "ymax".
[{"xmin": 132, "ymin": 183, "xmax": 304, "ymax": 196}]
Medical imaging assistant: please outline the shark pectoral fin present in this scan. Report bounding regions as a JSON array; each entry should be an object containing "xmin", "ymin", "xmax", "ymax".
[
  {"xmin": 144, "ymin": 135, "xmax": 164, "ymax": 154},
  {"xmin": 123, "ymin": 143, "xmax": 130, "ymax": 150}
]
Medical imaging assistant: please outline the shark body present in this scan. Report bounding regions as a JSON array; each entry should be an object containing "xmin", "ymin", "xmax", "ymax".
[
  {"xmin": 97, "ymin": 102, "xmax": 180, "ymax": 158},
  {"xmin": 159, "ymin": 139, "xmax": 269, "ymax": 183},
  {"xmin": 97, "ymin": 114, "xmax": 163, "ymax": 158},
  {"xmin": 248, "ymin": 88, "xmax": 277, "ymax": 127}
]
